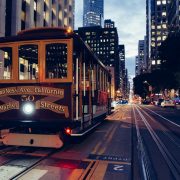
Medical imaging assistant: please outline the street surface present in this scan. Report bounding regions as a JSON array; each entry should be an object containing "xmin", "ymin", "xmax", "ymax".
[{"xmin": 0, "ymin": 104, "xmax": 179, "ymax": 179}]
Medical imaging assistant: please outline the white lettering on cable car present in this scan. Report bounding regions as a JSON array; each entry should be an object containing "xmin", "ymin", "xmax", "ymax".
[{"xmin": 0, "ymin": 86, "xmax": 64, "ymax": 98}]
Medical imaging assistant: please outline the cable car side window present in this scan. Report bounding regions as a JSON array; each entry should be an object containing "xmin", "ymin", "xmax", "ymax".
[
  {"xmin": 18, "ymin": 44, "xmax": 38, "ymax": 80},
  {"xmin": 0, "ymin": 47, "xmax": 13, "ymax": 80},
  {"xmin": 45, "ymin": 43, "xmax": 67, "ymax": 79}
]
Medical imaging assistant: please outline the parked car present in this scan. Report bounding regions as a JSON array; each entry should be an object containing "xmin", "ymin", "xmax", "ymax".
[
  {"xmin": 173, "ymin": 97, "xmax": 180, "ymax": 105},
  {"xmin": 157, "ymin": 99, "xmax": 164, "ymax": 106},
  {"xmin": 111, "ymin": 100, "xmax": 117, "ymax": 109},
  {"xmin": 161, "ymin": 100, "xmax": 175, "ymax": 108},
  {"xmin": 153, "ymin": 100, "xmax": 158, "ymax": 105},
  {"xmin": 142, "ymin": 100, "xmax": 151, "ymax": 105},
  {"xmin": 117, "ymin": 99, "xmax": 128, "ymax": 105}
]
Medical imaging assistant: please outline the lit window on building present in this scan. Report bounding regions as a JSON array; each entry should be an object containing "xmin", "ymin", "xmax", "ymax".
[
  {"xmin": 162, "ymin": 0, "xmax": 166, "ymax": 4},
  {"xmin": 162, "ymin": 24, "xmax": 167, "ymax": 29},
  {"xmin": 151, "ymin": 25, "xmax": 155, "ymax": 29},
  {"xmin": 85, "ymin": 32, "xmax": 91, "ymax": 35},
  {"xmin": 157, "ymin": 36, "xmax": 161, "ymax": 41},
  {"xmin": 162, "ymin": 36, "xmax": 167, "ymax": 41},
  {"xmin": 152, "ymin": 60, "xmax": 156, "ymax": 65},
  {"xmin": 157, "ymin": 1, "xmax": 161, "ymax": 5},
  {"xmin": 157, "ymin": 60, "xmax": 161, "ymax": 64},
  {"xmin": 162, "ymin": 12, "xmax": 166, "ymax": 16}
]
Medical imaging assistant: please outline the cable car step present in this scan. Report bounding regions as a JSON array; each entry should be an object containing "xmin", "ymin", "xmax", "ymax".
[{"xmin": 1, "ymin": 133, "xmax": 63, "ymax": 148}]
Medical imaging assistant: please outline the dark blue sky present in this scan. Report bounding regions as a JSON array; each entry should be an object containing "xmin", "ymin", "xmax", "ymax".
[{"xmin": 75, "ymin": 0, "xmax": 146, "ymax": 77}]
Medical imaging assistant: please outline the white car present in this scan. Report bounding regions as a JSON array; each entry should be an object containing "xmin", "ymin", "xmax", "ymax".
[
  {"xmin": 111, "ymin": 101, "xmax": 117, "ymax": 109},
  {"xmin": 161, "ymin": 100, "xmax": 175, "ymax": 108}
]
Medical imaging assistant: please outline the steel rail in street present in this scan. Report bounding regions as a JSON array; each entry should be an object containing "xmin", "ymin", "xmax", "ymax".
[
  {"xmin": 135, "ymin": 106, "xmax": 180, "ymax": 179},
  {"xmin": 133, "ymin": 106, "xmax": 155, "ymax": 180},
  {"xmin": 142, "ymin": 106, "xmax": 180, "ymax": 128},
  {"xmin": 0, "ymin": 146, "xmax": 58, "ymax": 180}
]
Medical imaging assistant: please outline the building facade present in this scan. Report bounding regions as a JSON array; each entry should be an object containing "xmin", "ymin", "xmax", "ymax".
[
  {"xmin": 118, "ymin": 45, "xmax": 126, "ymax": 97},
  {"xmin": 83, "ymin": 0, "xmax": 104, "ymax": 27},
  {"xmin": 124, "ymin": 69, "xmax": 130, "ymax": 99},
  {"xmin": 135, "ymin": 56, "xmax": 139, "ymax": 76},
  {"xmin": 104, "ymin": 19, "xmax": 114, "ymax": 28},
  {"xmin": 77, "ymin": 24, "xmax": 120, "ymax": 91},
  {"xmin": 0, "ymin": 0, "xmax": 74, "ymax": 37},
  {"xmin": 146, "ymin": 0, "xmax": 168, "ymax": 71},
  {"xmin": 168, "ymin": 0, "xmax": 180, "ymax": 32}
]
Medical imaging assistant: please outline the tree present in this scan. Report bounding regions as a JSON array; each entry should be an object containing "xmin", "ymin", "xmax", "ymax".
[
  {"xmin": 133, "ymin": 73, "xmax": 151, "ymax": 98},
  {"xmin": 159, "ymin": 32, "xmax": 180, "ymax": 89}
]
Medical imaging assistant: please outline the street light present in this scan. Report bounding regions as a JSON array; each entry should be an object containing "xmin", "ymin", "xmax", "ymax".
[{"xmin": 143, "ymin": 81, "xmax": 153, "ymax": 101}]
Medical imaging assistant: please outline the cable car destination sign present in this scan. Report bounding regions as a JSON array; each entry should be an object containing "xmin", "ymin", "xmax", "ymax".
[
  {"xmin": 0, "ymin": 86, "xmax": 64, "ymax": 97},
  {"xmin": 0, "ymin": 86, "xmax": 69, "ymax": 117}
]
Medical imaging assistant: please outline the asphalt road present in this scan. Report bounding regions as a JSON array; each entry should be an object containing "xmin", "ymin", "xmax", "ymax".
[
  {"xmin": 0, "ymin": 104, "xmax": 179, "ymax": 179},
  {"xmin": 132, "ymin": 104, "xmax": 180, "ymax": 180},
  {"xmin": 0, "ymin": 105, "xmax": 133, "ymax": 180}
]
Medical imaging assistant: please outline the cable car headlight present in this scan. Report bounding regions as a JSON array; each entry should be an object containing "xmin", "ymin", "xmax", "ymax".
[{"xmin": 22, "ymin": 103, "xmax": 34, "ymax": 115}]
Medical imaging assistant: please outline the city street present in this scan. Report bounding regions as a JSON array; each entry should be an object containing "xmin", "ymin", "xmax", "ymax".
[
  {"xmin": 0, "ymin": 104, "xmax": 179, "ymax": 179},
  {"xmin": 132, "ymin": 104, "xmax": 180, "ymax": 180},
  {"xmin": 0, "ymin": 0, "xmax": 180, "ymax": 179},
  {"xmin": 0, "ymin": 105, "xmax": 132, "ymax": 180}
]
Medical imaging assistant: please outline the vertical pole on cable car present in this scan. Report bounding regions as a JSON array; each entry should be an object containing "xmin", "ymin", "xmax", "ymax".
[
  {"xmin": 82, "ymin": 50, "xmax": 86, "ymax": 130},
  {"xmin": 76, "ymin": 57, "xmax": 79, "ymax": 121},
  {"xmin": 91, "ymin": 63, "xmax": 94, "ymax": 123}
]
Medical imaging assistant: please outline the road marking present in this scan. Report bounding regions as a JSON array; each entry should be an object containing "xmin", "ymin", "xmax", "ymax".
[
  {"xmin": 0, "ymin": 165, "xmax": 26, "ymax": 180},
  {"xmin": 18, "ymin": 169, "xmax": 48, "ymax": 180},
  {"xmin": 107, "ymin": 163, "xmax": 130, "ymax": 173},
  {"xmin": 91, "ymin": 124, "xmax": 115, "ymax": 154},
  {"xmin": 98, "ymin": 125, "xmax": 118, "ymax": 154},
  {"xmin": 87, "ymin": 154, "xmax": 131, "ymax": 163}
]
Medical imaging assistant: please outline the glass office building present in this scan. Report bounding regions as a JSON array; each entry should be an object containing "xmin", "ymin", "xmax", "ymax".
[{"xmin": 83, "ymin": 0, "xmax": 104, "ymax": 27}]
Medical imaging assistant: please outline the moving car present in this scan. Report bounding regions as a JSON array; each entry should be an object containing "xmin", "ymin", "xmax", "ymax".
[{"xmin": 161, "ymin": 100, "xmax": 175, "ymax": 108}]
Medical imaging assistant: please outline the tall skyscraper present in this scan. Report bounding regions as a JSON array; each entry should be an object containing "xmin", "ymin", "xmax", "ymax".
[
  {"xmin": 119, "ymin": 45, "xmax": 126, "ymax": 96},
  {"xmin": 0, "ymin": 0, "xmax": 74, "ymax": 37},
  {"xmin": 146, "ymin": 0, "xmax": 168, "ymax": 71},
  {"xmin": 76, "ymin": 22, "xmax": 120, "ymax": 91},
  {"xmin": 83, "ymin": 0, "xmax": 104, "ymax": 27}
]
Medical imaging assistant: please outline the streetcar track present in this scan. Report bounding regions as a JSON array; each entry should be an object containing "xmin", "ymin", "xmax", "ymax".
[
  {"xmin": 79, "ymin": 160, "xmax": 97, "ymax": 180},
  {"xmin": 132, "ymin": 106, "xmax": 155, "ymax": 180},
  {"xmin": 0, "ymin": 146, "xmax": 59, "ymax": 180},
  {"xmin": 142, "ymin": 106, "xmax": 180, "ymax": 127},
  {"xmin": 135, "ymin": 105, "xmax": 180, "ymax": 179},
  {"xmin": 138, "ymin": 106, "xmax": 180, "ymax": 148}
]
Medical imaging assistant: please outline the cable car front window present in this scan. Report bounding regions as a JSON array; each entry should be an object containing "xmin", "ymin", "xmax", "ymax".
[
  {"xmin": 18, "ymin": 44, "xmax": 38, "ymax": 80},
  {"xmin": 46, "ymin": 43, "xmax": 67, "ymax": 79},
  {"xmin": 0, "ymin": 47, "xmax": 13, "ymax": 80}
]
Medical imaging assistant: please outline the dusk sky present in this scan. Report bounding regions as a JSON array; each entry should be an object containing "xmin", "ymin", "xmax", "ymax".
[{"xmin": 75, "ymin": 0, "xmax": 146, "ymax": 77}]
